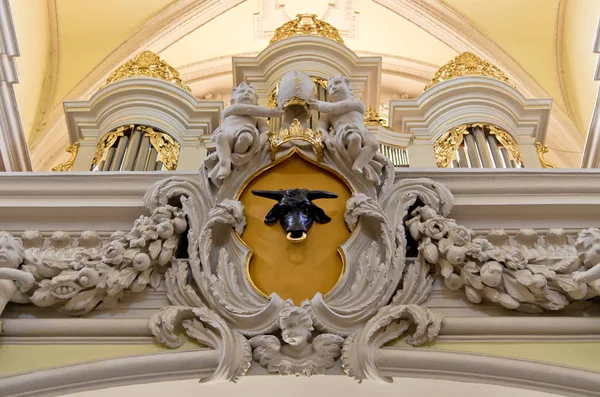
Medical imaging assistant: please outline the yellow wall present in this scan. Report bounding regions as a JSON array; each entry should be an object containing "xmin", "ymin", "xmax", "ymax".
[
  {"xmin": 54, "ymin": 0, "xmax": 174, "ymax": 104},
  {"xmin": 442, "ymin": 0, "xmax": 564, "ymax": 106},
  {"xmin": 0, "ymin": 341, "xmax": 199, "ymax": 377},
  {"xmin": 9, "ymin": 0, "xmax": 51, "ymax": 142},
  {"xmin": 563, "ymin": 0, "xmax": 600, "ymax": 136},
  {"xmin": 1, "ymin": 340, "xmax": 599, "ymax": 378}
]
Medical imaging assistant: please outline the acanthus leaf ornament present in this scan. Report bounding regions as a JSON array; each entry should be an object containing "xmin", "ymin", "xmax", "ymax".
[
  {"xmin": 150, "ymin": 306, "xmax": 252, "ymax": 383},
  {"xmin": 270, "ymin": 14, "xmax": 345, "ymax": 45},
  {"xmin": 424, "ymin": 52, "xmax": 516, "ymax": 91},
  {"xmin": 98, "ymin": 50, "xmax": 191, "ymax": 92},
  {"xmin": 5, "ymin": 72, "xmax": 600, "ymax": 386}
]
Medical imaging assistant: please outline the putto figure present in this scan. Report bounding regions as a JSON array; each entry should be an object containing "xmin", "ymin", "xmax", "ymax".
[
  {"xmin": 0, "ymin": 232, "xmax": 35, "ymax": 317},
  {"xmin": 307, "ymin": 75, "xmax": 379, "ymax": 178},
  {"xmin": 249, "ymin": 301, "xmax": 344, "ymax": 376},
  {"xmin": 210, "ymin": 82, "xmax": 283, "ymax": 181}
]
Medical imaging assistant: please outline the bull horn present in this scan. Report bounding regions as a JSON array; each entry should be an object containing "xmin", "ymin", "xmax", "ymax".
[
  {"xmin": 251, "ymin": 190, "xmax": 285, "ymax": 201},
  {"xmin": 306, "ymin": 190, "xmax": 338, "ymax": 201}
]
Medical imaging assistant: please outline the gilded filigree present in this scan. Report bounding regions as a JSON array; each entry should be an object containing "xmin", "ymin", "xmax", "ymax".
[
  {"xmin": 91, "ymin": 126, "xmax": 129, "ymax": 169},
  {"xmin": 535, "ymin": 141, "xmax": 557, "ymax": 168},
  {"xmin": 52, "ymin": 142, "xmax": 80, "ymax": 172},
  {"xmin": 268, "ymin": 118, "xmax": 324, "ymax": 161},
  {"xmin": 487, "ymin": 124, "xmax": 524, "ymax": 167},
  {"xmin": 270, "ymin": 14, "xmax": 344, "ymax": 45},
  {"xmin": 433, "ymin": 124, "xmax": 470, "ymax": 168},
  {"xmin": 424, "ymin": 52, "xmax": 516, "ymax": 91},
  {"xmin": 99, "ymin": 51, "xmax": 191, "ymax": 92},
  {"xmin": 139, "ymin": 126, "xmax": 181, "ymax": 171}
]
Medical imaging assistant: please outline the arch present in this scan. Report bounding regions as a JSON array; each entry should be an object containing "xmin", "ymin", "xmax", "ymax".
[{"xmin": 1, "ymin": 347, "xmax": 599, "ymax": 397}]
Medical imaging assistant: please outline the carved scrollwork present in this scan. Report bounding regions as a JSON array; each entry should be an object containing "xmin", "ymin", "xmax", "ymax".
[
  {"xmin": 341, "ymin": 305, "xmax": 443, "ymax": 383},
  {"xmin": 150, "ymin": 306, "xmax": 252, "ymax": 383}
]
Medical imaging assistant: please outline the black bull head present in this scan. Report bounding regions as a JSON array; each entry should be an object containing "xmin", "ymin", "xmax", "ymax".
[{"xmin": 251, "ymin": 189, "xmax": 338, "ymax": 242}]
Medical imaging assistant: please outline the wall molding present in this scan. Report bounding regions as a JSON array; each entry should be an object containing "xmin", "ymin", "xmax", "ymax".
[
  {"xmin": 0, "ymin": 0, "xmax": 32, "ymax": 171},
  {"xmin": 3, "ymin": 316, "xmax": 600, "ymax": 344},
  {"xmin": 0, "ymin": 347, "xmax": 599, "ymax": 397}
]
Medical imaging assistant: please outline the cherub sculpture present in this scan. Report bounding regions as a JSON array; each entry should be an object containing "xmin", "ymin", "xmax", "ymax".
[
  {"xmin": 249, "ymin": 301, "xmax": 344, "ymax": 376},
  {"xmin": 210, "ymin": 82, "xmax": 283, "ymax": 182},
  {"xmin": 573, "ymin": 228, "xmax": 600, "ymax": 293},
  {"xmin": 0, "ymin": 232, "xmax": 35, "ymax": 316},
  {"xmin": 307, "ymin": 75, "xmax": 380, "ymax": 178}
]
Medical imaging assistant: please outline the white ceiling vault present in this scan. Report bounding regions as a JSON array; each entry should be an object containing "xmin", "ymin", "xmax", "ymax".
[{"xmin": 8, "ymin": 0, "xmax": 600, "ymax": 171}]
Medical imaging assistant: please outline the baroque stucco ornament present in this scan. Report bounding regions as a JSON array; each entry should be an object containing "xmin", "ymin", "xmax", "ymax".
[{"xmin": 2, "ymin": 73, "xmax": 599, "ymax": 385}]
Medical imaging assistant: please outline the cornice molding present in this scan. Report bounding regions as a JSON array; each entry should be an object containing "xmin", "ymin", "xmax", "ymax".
[
  {"xmin": 1, "ymin": 168, "xmax": 600, "ymax": 231},
  {"xmin": 3, "ymin": 316, "xmax": 600, "ymax": 344},
  {"xmin": 389, "ymin": 76, "xmax": 552, "ymax": 144}
]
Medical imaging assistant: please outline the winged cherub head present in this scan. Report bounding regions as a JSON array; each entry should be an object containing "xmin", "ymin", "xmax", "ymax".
[{"xmin": 277, "ymin": 301, "xmax": 314, "ymax": 347}]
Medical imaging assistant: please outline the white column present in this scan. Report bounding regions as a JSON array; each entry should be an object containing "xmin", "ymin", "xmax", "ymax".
[{"xmin": 0, "ymin": 0, "xmax": 32, "ymax": 171}]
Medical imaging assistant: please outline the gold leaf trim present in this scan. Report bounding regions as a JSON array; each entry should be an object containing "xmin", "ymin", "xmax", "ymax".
[
  {"xmin": 270, "ymin": 14, "xmax": 344, "ymax": 45},
  {"xmin": 99, "ymin": 51, "xmax": 191, "ymax": 92},
  {"xmin": 535, "ymin": 141, "xmax": 557, "ymax": 168},
  {"xmin": 434, "ymin": 124, "xmax": 470, "ymax": 168},
  {"xmin": 268, "ymin": 119, "xmax": 324, "ymax": 161},
  {"xmin": 139, "ymin": 126, "xmax": 181, "ymax": 171},
  {"xmin": 487, "ymin": 124, "xmax": 524, "ymax": 167},
  {"xmin": 425, "ymin": 52, "xmax": 516, "ymax": 91},
  {"xmin": 91, "ymin": 126, "xmax": 130, "ymax": 169},
  {"xmin": 52, "ymin": 142, "xmax": 80, "ymax": 172}
]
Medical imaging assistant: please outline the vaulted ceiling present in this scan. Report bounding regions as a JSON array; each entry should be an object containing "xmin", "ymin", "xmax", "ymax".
[{"xmin": 9, "ymin": 0, "xmax": 600, "ymax": 170}]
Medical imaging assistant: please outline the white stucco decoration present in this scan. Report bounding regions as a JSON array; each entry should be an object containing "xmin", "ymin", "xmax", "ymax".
[{"xmin": 408, "ymin": 205, "xmax": 600, "ymax": 312}]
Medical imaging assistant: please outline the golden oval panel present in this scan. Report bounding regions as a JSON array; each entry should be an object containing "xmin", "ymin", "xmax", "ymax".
[{"xmin": 238, "ymin": 153, "xmax": 351, "ymax": 304}]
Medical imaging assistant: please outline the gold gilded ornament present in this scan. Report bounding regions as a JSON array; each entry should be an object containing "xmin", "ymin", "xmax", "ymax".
[
  {"xmin": 486, "ymin": 124, "xmax": 524, "ymax": 167},
  {"xmin": 425, "ymin": 52, "xmax": 516, "ymax": 91},
  {"xmin": 270, "ymin": 14, "xmax": 344, "ymax": 45},
  {"xmin": 268, "ymin": 119, "xmax": 324, "ymax": 161},
  {"xmin": 52, "ymin": 142, "xmax": 80, "ymax": 172},
  {"xmin": 535, "ymin": 141, "xmax": 557, "ymax": 168},
  {"xmin": 138, "ymin": 126, "xmax": 181, "ymax": 171},
  {"xmin": 91, "ymin": 126, "xmax": 129, "ymax": 169},
  {"xmin": 98, "ymin": 51, "xmax": 191, "ymax": 91},
  {"xmin": 434, "ymin": 124, "xmax": 470, "ymax": 168}
]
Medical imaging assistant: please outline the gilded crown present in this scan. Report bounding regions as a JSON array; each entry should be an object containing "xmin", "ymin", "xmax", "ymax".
[{"xmin": 268, "ymin": 119, "xmax": 324, "ymax": 161}]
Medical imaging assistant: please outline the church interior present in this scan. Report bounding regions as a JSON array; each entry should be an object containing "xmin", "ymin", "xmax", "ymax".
[{"xmin": 1, "ymin": 1, "xmax": 600, "ymax": 396}]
